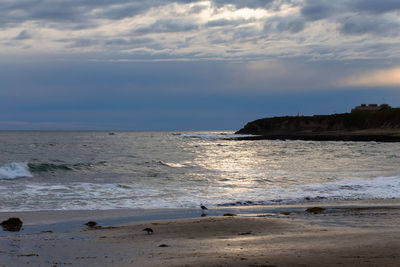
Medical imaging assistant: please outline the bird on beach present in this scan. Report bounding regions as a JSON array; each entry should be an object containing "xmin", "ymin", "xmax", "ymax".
[
  {"xmin": 143, "ymin": 228, "xmax": 153, "ymax": 234},
  {"xmin": 200, "ymin": 204, "xmax": 208, "ymax": 217}
]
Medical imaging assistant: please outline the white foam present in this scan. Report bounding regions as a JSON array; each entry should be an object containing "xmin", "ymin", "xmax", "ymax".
[
  {"xmin": 0, "ymin": 162, "xmax": 33, "ymax": 179},
  {"xmin": 240, "ymin": 174, "xmax": 400, "ymax": 205},
  {"xmin": 0, "ymin": 174, "xmax": 400, "ymax": 211}
]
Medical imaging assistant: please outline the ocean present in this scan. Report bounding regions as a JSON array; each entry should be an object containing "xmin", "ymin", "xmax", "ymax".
[{"xmin": 0, "ymin": 131, "xmax": 400, "ymax": 212}]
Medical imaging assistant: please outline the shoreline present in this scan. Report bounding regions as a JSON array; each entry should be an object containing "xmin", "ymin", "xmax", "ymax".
[
  {"xmin": 1, "ymin": 199, "xmax": 400, "ymax": 234},
  {"xmin": 1, "ymin": 200, "xmax": 400, "ymax": 266}
]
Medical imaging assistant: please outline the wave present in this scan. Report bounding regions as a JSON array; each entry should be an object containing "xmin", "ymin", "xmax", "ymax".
[
  {"xmin": 27, "ymin": 163, "xmax": 73, "ymax": 172},
  {"xmin": 0, "ymin": 162, "xmax": 33, "ymax": 179},
  {"xmin": 28, "ymin": 161, "xmax": 107, "ymax": 173},
  {"xmin": 158, "ymin": 161, "xmax": 185, "ymax": 168},
  {"xmin": 0, "ymin": 161, "xmax": 108, "ymax": 179}
]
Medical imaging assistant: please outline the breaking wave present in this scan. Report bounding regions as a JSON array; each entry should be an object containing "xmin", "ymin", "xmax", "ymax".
[
  {"xmin": 0, "ymin": 161, "xmax": 107, "ymax": 179},
  {"xmin": 27, "ymin": 163, "xmax": 74, "ymax": 172},
  {"xmin": 1, "ymin": 172, "xmax": 400, "ymax": 211},
  {"xmin": 217, "ymin": 174, "xmax": 400, "ymax": 206},
  {"xmin": 0, "ymin": 162, "xmax": 32, "ymax": 179}
]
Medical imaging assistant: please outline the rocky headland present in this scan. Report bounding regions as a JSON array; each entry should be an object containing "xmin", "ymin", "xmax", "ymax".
[{"xmin": 236, "ymin": 105, "xmax": 400, "ymax": 142}]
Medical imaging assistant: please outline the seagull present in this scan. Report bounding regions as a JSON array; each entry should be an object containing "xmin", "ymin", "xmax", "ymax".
[
  {"xmin": 200, "ymin": 204, "xmax": 208, "ymax": 217},
  {"xmin": 143, "ymin": 228, "xmax": 153, "ymax": 234}
]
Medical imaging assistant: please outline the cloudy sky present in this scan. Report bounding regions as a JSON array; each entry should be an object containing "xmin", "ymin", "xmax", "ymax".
[{"xmin": 1, "ymin": 0, "xmax": 400, "ymax": 130}]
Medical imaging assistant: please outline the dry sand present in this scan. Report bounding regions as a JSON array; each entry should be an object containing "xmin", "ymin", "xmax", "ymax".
[{"xmin": 1, "ymin": 203, "xmax": 400, "ymax": 266}]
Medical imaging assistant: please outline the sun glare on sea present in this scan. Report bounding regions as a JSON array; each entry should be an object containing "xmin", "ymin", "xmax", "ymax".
[{"xmin": 193, "ymin": 140, "xmax": 270, "ymax": 197}]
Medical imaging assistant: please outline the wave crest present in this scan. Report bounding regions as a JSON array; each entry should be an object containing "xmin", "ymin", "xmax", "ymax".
[
  {"xmin": 27, "ymin": 163, "xmax": 73, "ymax": 172},
  {"xmin": 158, "ymin": 161, "xmax": 185, "ymax": 168},
  {"xmin": 27, "ymin": 161, "xmax": 105, "ymax": 173}
]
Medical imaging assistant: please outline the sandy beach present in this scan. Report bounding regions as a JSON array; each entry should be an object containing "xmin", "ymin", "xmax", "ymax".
[{"xmin": 1, "ymin": 201, "xmax": 400, "ymax": 266}]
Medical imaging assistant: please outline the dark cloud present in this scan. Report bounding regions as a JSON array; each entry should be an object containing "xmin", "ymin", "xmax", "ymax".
[
  {"xmin": 2, "ymin": 0, "xmax": 398, "ymax": 31},
  {"xmin": 339, "ymin": 16, "xmax": 400, "ymax": 36},
  {"xmin": 97, "ymin": 3, "xmax": 149, "ymax": 20},
  {"xmin": 0, "ymin": 0, "xmax": 94, "ymax": 29},
  {"xmin": 104, "ymin": 38, "xmax": 132, "ymax": 47},
  {"xmin": 212, "ymin": 0, "xmax": 275, "ymax": 9},
  {"xmin": 65, "ymin": 39, "xmax": 99, "ymax": 48},
  {"xmin": 98, "ymin": 0, "xmax": 203, "ymax": 20},
  {"xmin": 104, "ymin": 37, "xmax": 165, "ymax": 51},
  {"xmin": 232, "ymin": 26, "xmax": 260, "ymax": 42},
  {"xmin": 301, "ymin": 0, "xmax": 400, "ymax": 21},
  {"xmin": 57, "ymin": 36, "xmax": 165, "ymax": 51},
  {"xmin": 0, "ymin": 0, "xmax": 206, "ymax": 27},
  {"xmin": 104, "ymin": 37, "xmax": 154, "ymax": 47},
  {"xmin": 2, "ymin": 1, "xmax": 82, "ymax": 20},
  {"xmin": 0, "ymin": 0, "xmax": 147, "ymax": 28},
  {"xmin": 29, "ymin": 6, "xmax": 82, "ymax": 22},
  {"xmin": 135, "ymin": 19, "xmax": 199, "ymax": 34},
  {"xmin": 276, "ymin": 18, "xmax": 305, "ymax": 34},
  {"xmin": 188, "ymin": 4, "xmax": 208, "ymax": 14},
  {"xmin": 352, "ymin": 0, "xmax": 400, "ymax": 14},
  {"xmin": 301, "ymin": 0, "xmax": 336, "ymax": 21},
  {"xmin": 14, "ymin": 30, "xmax": 32, "ymax": 40},
  {"xmin": 264, "ymin": 16, "xmax": 305, "ymax": 34},
  {"xmin": 299, "ymin": 0, "xmax": 400, "ymax": 38},
  {"xmin": 205, "ymin": 18, "xmax": 255, "ymax": 28}
]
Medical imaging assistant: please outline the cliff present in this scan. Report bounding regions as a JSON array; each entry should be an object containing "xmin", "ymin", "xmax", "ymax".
[{"xmin": 235, "ymin": 108, "xmax": 400, "ymax": 142}]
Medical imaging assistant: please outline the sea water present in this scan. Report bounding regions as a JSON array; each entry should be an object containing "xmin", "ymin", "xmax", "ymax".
[{"xmin": 0, "ymin": 131, "xmax": 400, "ymax": 212}]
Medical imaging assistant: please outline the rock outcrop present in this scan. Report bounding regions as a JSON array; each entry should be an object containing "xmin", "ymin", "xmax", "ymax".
[{"xmin": 236, "ymin": 107, "xmax": 400, "ymax": 142}]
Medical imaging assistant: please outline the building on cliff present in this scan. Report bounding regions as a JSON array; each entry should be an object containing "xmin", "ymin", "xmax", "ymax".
[{"xmin": 351, "ymin": 104, "xmax": 391, "ymax": 113}]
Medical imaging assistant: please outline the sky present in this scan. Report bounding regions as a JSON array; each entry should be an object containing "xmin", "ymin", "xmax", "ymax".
[{"xmin": 1, "ymin": 0, "xmax": 400, "ymax": 130}]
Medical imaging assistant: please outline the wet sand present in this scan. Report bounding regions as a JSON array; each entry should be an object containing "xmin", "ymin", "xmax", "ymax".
[{"xmin": 1, "ymin": 201, "xmax": 400, "ymax": 266}]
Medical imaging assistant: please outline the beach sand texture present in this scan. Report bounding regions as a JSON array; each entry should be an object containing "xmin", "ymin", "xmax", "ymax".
[{"xmin": 1, "ymin": 204, "xmax": 400, "ymax": 266}]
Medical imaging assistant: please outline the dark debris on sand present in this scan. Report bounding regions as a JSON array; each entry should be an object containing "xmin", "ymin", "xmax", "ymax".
[
  {"xmin": 305, "ymin": 207, "xmax": 326, "ymax": 214},
  {"xmin": 1, "ymin": 217, "xmax": 23, "ymax": 232},
  {"xmin": 222, "ymin": 213, "xmax": 237, "ymax": 216},
  {"xmin": 84, "ymin": 221, "xmax": 99, "ymax": 228},
  {"xmin": 143, "ymin": 228, "xmax": 154, "ymax": 234}
]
